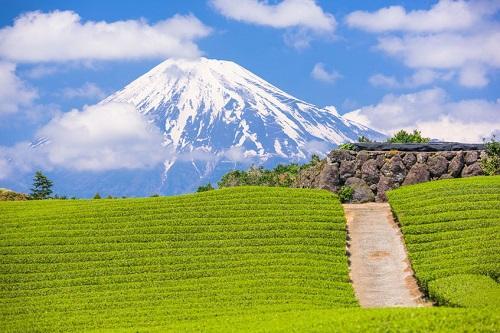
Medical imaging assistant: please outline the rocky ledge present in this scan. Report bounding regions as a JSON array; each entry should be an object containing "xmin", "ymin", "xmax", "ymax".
[{"xmin": 295, "ymin": 149, "xmax": 485, "ymax": 202}]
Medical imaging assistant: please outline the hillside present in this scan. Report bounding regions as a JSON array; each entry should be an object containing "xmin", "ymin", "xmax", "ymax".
[
  {"xmin": 1, "ymin": 184, "xmax": 499, "ymax": 332},
  {"xmin": 388, "ymin": 176, "xmax": 500, "ymax": 308},
  {"xmin": 0, "ymin": 187, "xmax": 356, "ymax": 331}
]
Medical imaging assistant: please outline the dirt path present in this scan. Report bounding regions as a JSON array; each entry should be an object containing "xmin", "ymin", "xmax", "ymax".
[{"xmin": 343, "ymin": 203, "xmax": 427, "ymax": 307}]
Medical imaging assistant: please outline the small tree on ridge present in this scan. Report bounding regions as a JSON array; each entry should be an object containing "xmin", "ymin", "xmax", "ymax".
[{"xmin": 30, "ymin": 171, "xmax": 53, "ymax": 200}]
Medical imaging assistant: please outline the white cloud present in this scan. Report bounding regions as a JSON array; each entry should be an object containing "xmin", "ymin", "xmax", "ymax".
[
  {"xmin": 346, "ymin": 0, "xmax": 491, "ymax": 33},
  {"xmin": 369, "ymin": 74, "xmax": 399, "ymax": 89},
  {"xmin": 369, "ymin": 69, "xmax": 453, "ymax": 89},
  {"xmin": 343, "ymin": 88, "xmax": 500, "ymax": 143},
  {"xmin": 0, "ymin": 11, "xmax": 211, "ymax": 62},
  {"xmin": 35, "ymin": 102, "xmax": 167, "ymax": 171},
  {"xmin": 347, "ymin": 1, "xmax": 500, "ymax": 88},
  {"xmin": 311, "ymin": 62, "xmax": 342, "ymax": 83},
  {"xmin": 61, "ymin": 82, "xmax": 106, "ymax": 100},
  {"xmin": 0, "ymin": 61, "xmax": 37, "ymax": 114},
  {"xmin": 211, "ymin": 0, "xmax": 335, "ymax": 32},
  {"xmin": 377, "ymin": 32, "xmax": 500, "ymax": 70},
  {"xmin": 458, "ymin": 64, "xmax": 489, "ymax": 88},
  {"xmin": 211, "ymin": 0, "xmax": 335, "ymax": 49},
  {"xmin": 24, "ymin": 65, "xmax": 60, "ymax": 79}
]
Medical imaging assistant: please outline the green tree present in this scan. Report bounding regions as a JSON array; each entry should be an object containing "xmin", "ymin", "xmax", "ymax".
[
  {"xmin": 93, "ymin": 193, "xmax": 102, "ymax": 199},
  {"xmin": 30, "ymin": 171, "xmax": 53, "ymax": 200},
  {"xmin": 481, "ymin": 135, "xmax": 500, "ymax": 175},
  {"xmin": 388, "ymin": 130, "xmax": 430, "ymax": 143},
  {"xmin": 197, "ymin": 183, "xmax": 215, "ymax": 192},
  {"xmin": 358, "ymin": 135, "xmax": 372, "ymax": 143}
]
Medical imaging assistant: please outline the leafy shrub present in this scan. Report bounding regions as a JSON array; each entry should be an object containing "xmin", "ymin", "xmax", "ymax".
[
  {"xmin": 197, "ymin": 183, "xmax": 215, "ymax": 192},
  {"xmin": 481, "ymin": 135, "xmax": 500, "ymax": 176},
  {"xmin": 338, "ymin": 186, "xmax": 354, "ymax": 203},
  {"xmin": 218, "ymin": 155, "xmax": 322, "ymax": 189},
  {"xmin": 338, "ymin": 143, "xmax": 355, "ymax": 150},
  {"xmin": 93, "ymin": 193, "xmax": 101, "ymax": 199},
  {"xmin": 388, "ymin": 129, "xmax": 430, "ymax": 143}
]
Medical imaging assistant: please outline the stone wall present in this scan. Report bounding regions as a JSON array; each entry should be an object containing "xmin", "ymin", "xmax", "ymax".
[{"xmin": 295, "ymin": 149, "xmax": 485, "ymax": 202}]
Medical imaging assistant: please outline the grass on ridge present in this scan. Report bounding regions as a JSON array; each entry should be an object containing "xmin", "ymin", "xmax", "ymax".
[{"xmin": 387, "ymin": 176, "xmax": 500, "ymax": 308}]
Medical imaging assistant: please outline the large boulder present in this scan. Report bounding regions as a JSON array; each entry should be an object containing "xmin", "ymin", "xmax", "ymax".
[
  {"xmin": 361, "ymin": 159, "xmax": 380, "ymax": 185},
  {"xmin": 427, "ymin": 155, "xmax": 448, "ymax": 178},
  {"xmin": 380, "ymin": 155, "xmax": 407, "ymax": 183},
  {"xmin": 318, "ymin": 162, "xmax": 340, "ymax": 191},
  {"xmin": 416, "ymin": 153, "xmax": 429, "ymax": 164},
  {"xmin": 464, "ymin": 151, "xmax": 479, "ymax": 165},
  {"xmin": 462, "ymin": 162, "xmax": 483, "ymax": 177},
  {"xmin": 345, "ymin": 177, "xmax": 375, "ymax": 203},
  {"xmin": 376, "ymin": 175, "xmax": 399, "ymax": 202},
  {"xmin": 403, "ymin": 163, "xmax": 430, "ymax": 185},
  {"xmin": 339, "ymin": 160, "xmax": 356, "ymax": 182},
  {"xmin": 329, "ymin": 150, "xmax": 355, "ymax": 162},
  {"xmin": 402, "ymin": 153, "xmax": 417, "ymax": 168},
  {"xmin": 448, "ymin": 152, "xmax": 464, "ymax": 177}
]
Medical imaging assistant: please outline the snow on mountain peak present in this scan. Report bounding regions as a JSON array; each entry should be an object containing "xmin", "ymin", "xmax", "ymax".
[{"xmin": 100, "ymin": 57, "xmax": 384, "ymax": 193}]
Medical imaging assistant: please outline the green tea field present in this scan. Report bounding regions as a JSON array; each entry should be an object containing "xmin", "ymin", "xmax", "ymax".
[
  {"xmin": 1, "ymin": 183, "xmax": 499, "ymax": 332},
  {"xmin": 388, "ymin": 176, "xmax": 500, "ymax": 308}
]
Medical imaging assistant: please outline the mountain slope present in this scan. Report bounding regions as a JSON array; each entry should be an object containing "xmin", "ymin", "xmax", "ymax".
[{"xmin": 101, "ymin": 57, "xmax": 383, "ymax": 194}]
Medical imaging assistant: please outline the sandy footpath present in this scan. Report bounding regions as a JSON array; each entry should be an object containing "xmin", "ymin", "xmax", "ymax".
[{"xmin": 343, "ymin": 203, "xmax": 428, "ymax": 307}]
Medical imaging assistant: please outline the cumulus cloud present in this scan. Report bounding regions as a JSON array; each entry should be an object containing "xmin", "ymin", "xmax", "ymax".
[
  {"xmin": 347, "ymin": 1, "xmax": 500, "ymax": 88},
  {"xmin": 311, "ymin": 63, "xmax": 342, "ymax": 83},
  {"xmin": 369, "ymin": 69, "xmax": 453, "ymax": 89},
  {"xmin": 61, "ymin": 82, "xmax": 106, "ymax": 100},
  {"xmin": 343, "ymin": 88, "xmax": 500, "ymax": 143},
  {"xmin": 346, "ymin": 0, "xmax": 490, "ymax": 33},
  {"xmin": 211, "ymin": 0, "xmax": 335, "ymax": 48},
  {"xmin": 0, "ymin": 102, "xmax": 167, "ymax": 180},
  {"xmin": 0, "ymin": 10, "xmax": 211, "ymax": 62},
  {"xmin": 211, "ymin": 0, "xmax": 335, "ymax": 31},
  {"xmin": 0, "ymin": 61, "xmax": 37, "ymax": 114},
  {"xmin": 34, "ymin": 102, "xmax": 166, "ymax": 171}
]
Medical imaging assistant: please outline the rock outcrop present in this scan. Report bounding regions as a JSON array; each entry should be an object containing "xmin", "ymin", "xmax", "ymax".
[{"xmin": 295, "ymin": 149, "xmax": 484, "ymax": 202}]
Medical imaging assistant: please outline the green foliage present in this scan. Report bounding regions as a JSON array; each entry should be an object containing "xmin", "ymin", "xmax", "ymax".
[
  {"xmin": 387, "ymin": 176, "xmax": 500, "ymax": 307},
  {"xmin": 481, "ymin": 135, "xmax": 500, "ymax": 176},
  {"xmin": 197, "ymin": 183, "xmax": 215, "ymax": 192},
  {"xmin": 29, "ymin": 171, "xmax": 53, "ymax": 200},
  {"xmin": 218, "ymin": 155, "xmax": 322, "ymax": 189},
  {"xmin": 338, "ymin": 143, "xmax": 355, "ymax": 150},
  {"xmin": 93, "ymin": 192, "xmax": 101, "ymax": 199},
  {"xmin": 388, "ymin": 129, "xmax": 430, "ymax": 143},
  {"xmin": 428, "ymin": 274, "xmax": 500, "ymax": 308},
  {"xmin": 0, "ymin": 187, "xmax": 357, "ymax": 332},
  {"xmin": 338, "ymin": 186, "xmax": 354, "ymax": 203},
  {"xmin": 357, "ymin": 135, "xmax": 372, "ymax": 143}
]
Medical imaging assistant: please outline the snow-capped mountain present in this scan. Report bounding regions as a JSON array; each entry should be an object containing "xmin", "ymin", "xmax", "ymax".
[{"xmin": 99, "ymin": 57, "xmax": 383, "ymax": 194}]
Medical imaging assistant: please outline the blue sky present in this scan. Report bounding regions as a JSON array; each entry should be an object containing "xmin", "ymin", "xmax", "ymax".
[{"xmin": 0, "ymin": 0, "xmax": 499, "ymax": 184}]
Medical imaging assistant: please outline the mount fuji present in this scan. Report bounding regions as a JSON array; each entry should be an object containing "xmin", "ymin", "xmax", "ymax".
[
  {"xmin": 11, "ymin": 58, "xmax": 384, "ymax": 197},
  {"xmin": 93, "ymin": 57, "xmax": 383, "ymax": 195}
]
